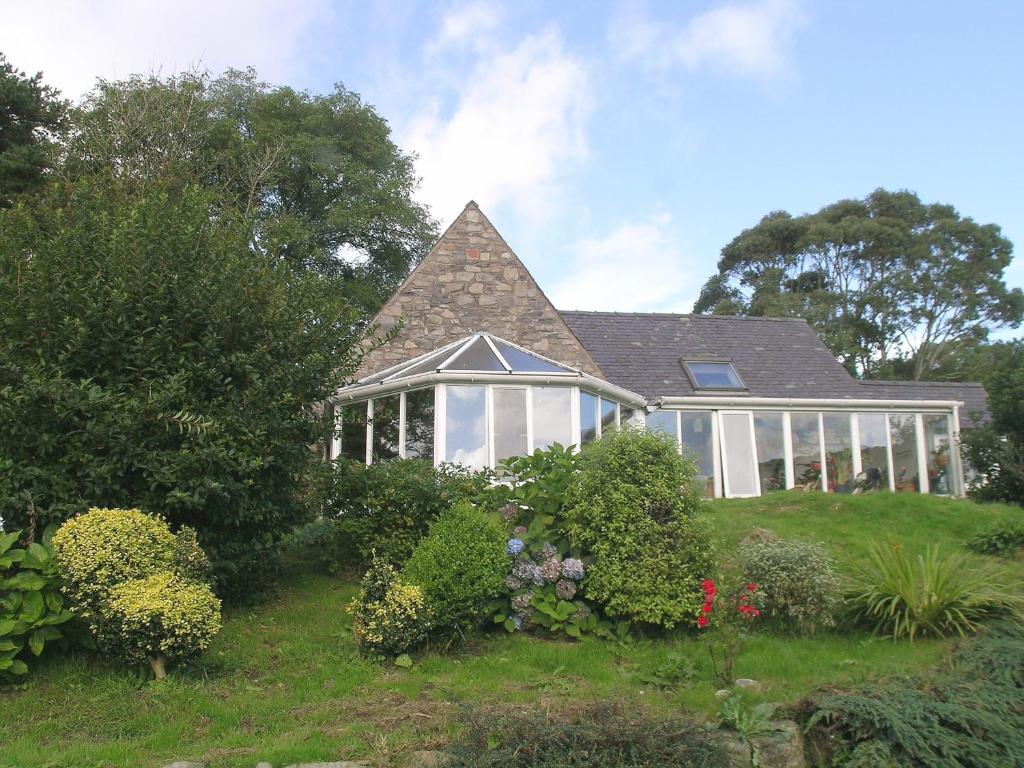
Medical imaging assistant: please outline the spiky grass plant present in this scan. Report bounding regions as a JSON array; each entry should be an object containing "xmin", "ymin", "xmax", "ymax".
[{"xmin": 845, "ymin": 542, "xmax": 1024, "ymax": 640}]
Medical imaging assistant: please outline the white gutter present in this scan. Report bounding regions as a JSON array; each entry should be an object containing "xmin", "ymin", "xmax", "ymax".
[
  {"xmin": 654, "ymin": 395, "xmax": 964, "ymax": 411},
  {"xmin": 333, "ymin": 372, "xmax": 648, "ymax": 408}
]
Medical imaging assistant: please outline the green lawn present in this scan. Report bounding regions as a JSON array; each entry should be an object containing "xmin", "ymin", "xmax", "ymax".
[{"xmin": 2, "ymin": 492, "xmax": 1022, "ymax": 768}]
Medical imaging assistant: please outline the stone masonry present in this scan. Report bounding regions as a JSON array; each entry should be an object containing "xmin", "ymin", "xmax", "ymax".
[{"xmin": 353, "ymin": 201, "xmax": 603, "ymax": 379}]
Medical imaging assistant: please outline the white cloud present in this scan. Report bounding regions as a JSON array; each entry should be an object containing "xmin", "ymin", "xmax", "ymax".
[
  {"xmin": 428, "ymin": 0, "xmax": 505, "ymax": 55},
  {"xmin": 0, "ymin": 0, "xmax": 330, "ymax": 99},
  {"xmin": 611, "ymin": 0, "xmax": 805, "ymax": 80},
  {"xmin": 547, "ymin": 215, "xmax": 701, "ymax": 312},
  {"xmin": 403, "ymin": 16, "xmax": 591, "ymax": 225}
]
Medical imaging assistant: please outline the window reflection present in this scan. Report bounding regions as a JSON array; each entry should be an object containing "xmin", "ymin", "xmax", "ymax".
[
  {"xmin": 340, "ymin": 402, "xmax": 367, "ymax": 462},
  {"xmin": 372, "ymin": 397, "xmax": 400, "ymax": 462},
  {"xmin": 753, "ymin": 412, "xmax": 786, "ymax": 493},
  {"xmin": 580, "ymin": 391, "xmax": 598, "ymax": 443},
  {"xmin": 600, "ymin": 398, "xmax": 617, "ymax": 434},
  {"xmin": 888, "ymin": 414, "xmax": 919, "ymax": 492},
  {"xmin": 923, "ymin": 415, "xmax": 952, "ymax": 495},
  {"xmin": 494, "ymin": 387, "xmax": 528, "ymax": 463},
  {"xmin": 857, "ymin": 413, "xmax": 889, "ymax": 492},
  {"xmin": 791, "ymin": 413, "xmax": 822, "ymax": 490},
  {"xmin": 445, "ymin": 385, "xmax": 487, "ymax": 468},
  {"xmin": 681, "ymin": 411, "xmax": 715, "ymax": 497},
  {"xmin": 404, "ymin": 389, "xmax": 434, "ymax": 461},
  {"xmin": 822, "ymin": 413, "xmax": 854, "ymax": 493},
  {"xmin": 533, "ymin": 387, "xmax": 572, "ymax": 450}
]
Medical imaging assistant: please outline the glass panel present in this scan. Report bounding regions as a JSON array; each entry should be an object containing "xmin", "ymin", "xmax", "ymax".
[
  {"xmin": 445, "ymin": 385, "xmax": 488, "ymax": 468},
  {"xmin": 494, "ymin": 388, "xmax": 528, "ymax": 464},
  {"xmin": 720, "ymin": 413, "xmax": 758, "ymax": 497},
  {"xmin": 857, "ymin": 413, "xmax": 889, "ymax": 491},
  {"xmin": 371, "ymin": 397, "xmax": 400, "ymax": 462},
  {"xmin": 681, "ymin": 411, "xmax": 715, "ymax": 497},
  {"xmin": 445, "ymin": 337, "xmax": 506, "ymax": 371},
  {"xmin": 889, "ymin": 413, "xmax": 920, "ymax": 493},
  {"xmin": 339, "ymin": 402, "xmax": 367, "ymax": 462},
  {"xmin": 492, "ymin": 341, "xmax": 568, "ymax": 373},
  {"xmin": 390, "ymin": 346, "xmax": 456, "ymax": 379},
  {"xmin": 580, "ymin": 391, "xmax": 598, "ymax": 444},
  {"xmin": 923, "ymin": 415, "xmax": 953, "ymax": 495},
  {"xmin": 753, "ymin": 412, "xmax": 786, "ymax": 493},
  {"xmin": 600, "ymin": 398, "xmax": 617, "ymax": 434},
  {"xmin": 533, "ymin": 387, "xmax": 573, "ymax": 451},
  {"xmin": 621, "ymin": 408, "xmax": 638, "ymax": 427},
  {"xmin": 822, "ymin": 413, "xmax": 854, "ymax": 493},
  {"xmin": 647, "ymin": 410, "xmax": 678, "ymax": 438},
  {"xmin": 685, "ymin": 361, "xmax": 744, "ymax": 389},
  {"xmin": 404, "ymin": 388, "xmax": 435, "ymax": 461},
  {"xmin": 791, "ymin": 412, "xmax": 823, "ymax": 490}
]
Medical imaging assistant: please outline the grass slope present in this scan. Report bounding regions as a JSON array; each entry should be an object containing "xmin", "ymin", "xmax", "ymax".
[{"xmin": 2, "ymin": 492, "xmax": 1022, "ymax": 768}]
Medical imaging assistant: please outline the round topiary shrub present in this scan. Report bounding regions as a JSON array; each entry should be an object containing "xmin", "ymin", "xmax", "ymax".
[
  {"xmin": 52, "ymin": 507, "xmax": 221, "ymax": 677},
  {"xmin": 107, "ymin": 573, "xmax": 222, "ymax": 678},
  {"xmin": 403, "ymin": 502, "xmax": 507, "ymax": 634},
  {"xmin": 564, "ymin": 428, "xmax": 715, "ymax": 629},
  {"xmin": 350, "ymin": 554, "xmax": 431, "ymax": 658},
  {"xmin": 739, "ymin": 538, "xmax": 841, "ymax": 635}
]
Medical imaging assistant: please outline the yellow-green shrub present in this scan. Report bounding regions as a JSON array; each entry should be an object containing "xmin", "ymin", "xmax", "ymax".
[
  {"xmin": 107, "ymin": 573, "xmax": 221, "ymax": 678},
  {"xmin": 350, "ymin": 555, "xmax": 431, "ymax": 658}
]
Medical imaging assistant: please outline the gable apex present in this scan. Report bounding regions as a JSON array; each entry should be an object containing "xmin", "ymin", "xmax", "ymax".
[{"xmin": 354, "ymin": 202, "xmax": 603, "ymax": 379}]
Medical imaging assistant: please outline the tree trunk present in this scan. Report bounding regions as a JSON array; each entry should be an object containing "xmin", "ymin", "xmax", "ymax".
[{"xmin": 150, "ymin": 654, "xmax": 167, "ymax": 680}]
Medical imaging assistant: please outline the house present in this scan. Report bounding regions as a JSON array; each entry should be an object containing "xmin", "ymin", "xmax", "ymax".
[{"xmin": 329, "ymin": 201, "xmax": 988, "ymax": 498}]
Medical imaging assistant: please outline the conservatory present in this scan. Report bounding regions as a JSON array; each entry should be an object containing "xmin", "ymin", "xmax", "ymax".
[{"xmin": 328, "ymin": 199, "xmax": 986, "ymax": 499}]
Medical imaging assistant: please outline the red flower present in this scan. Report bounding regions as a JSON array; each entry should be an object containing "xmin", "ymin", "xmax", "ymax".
[
  {"xmin": 746, "ymin": 583, "xmax": 757, "ymax": 592},
  {"xmin": 701, "ymin": 601, "xmax": 714, "ymax": 614},
  {"xmin": 701, "ymin": 579, "xmax": 716, "ymax": 596},
  {"xmin": 697, "ymin": 615, "xmax": 709, "ymax": 628}
]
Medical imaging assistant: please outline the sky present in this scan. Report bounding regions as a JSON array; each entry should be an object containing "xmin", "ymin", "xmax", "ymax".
[{"xmin": 3, "ymin": 0, "xmax": 1023, "ymax": 321}]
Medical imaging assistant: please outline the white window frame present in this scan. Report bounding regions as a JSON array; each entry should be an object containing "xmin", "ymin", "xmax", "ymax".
[{"xmin": 718, "ymin": 410, "xmax": 761, "ymax": 499}]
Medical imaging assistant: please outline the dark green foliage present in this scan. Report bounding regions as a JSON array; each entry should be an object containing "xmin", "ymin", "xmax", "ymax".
[
  {"xmin": 0, "ymin": 528, "xmax": 76, "ymax": 682},
  {"xmin": 0, "ymin": 53, "xmax": 67, "ymax": 207},
  {"xmin": 564, "ymin": 429, "xmax": 715, "ymax": 629},
  {"xmin": 313, "ymin": 459, "xmax": 493, "ymax": 571},
  {"xmin": 802, "ymin": 626, "xmax": 1024, "ymax": 767},
  {"xmin": 448, "ymin": 702, "xmax": 730, "ymax": 767},
  {"xmin": 64, "ymin": 68, "xmax": 436, "ymax": 311},
  {"xmin": 739, "ymin": 538, "xmax": 841, "ymax": 635},
  {"xmin": 961, "ymin": 340, "xmax": 1024, "ymax": 505},
  {"xmin": 0, "ymin": 177, "xmax": 364, "ymax": 599},
  {"xmin": 403, "ymin": 503, "xmax": 507, "ymax": 634},
  {"xmin": 967, "ymin": 519, "xmax": 1024, "ymax": 557},
  {"xmin": 695, "ymin": 189, "xmax": 1022, "ymax": 379}
]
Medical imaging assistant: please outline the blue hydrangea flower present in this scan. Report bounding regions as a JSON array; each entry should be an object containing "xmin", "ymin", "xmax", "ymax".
[
  {"xmin": 507, "ymin": 538, "xmax": 525, "ymax": 556},
  {"xmin": 555, "ymin": 579, "xmax": 577, "ymax": 600},
  {"xmin": 505, "ymin": 574, "xmax": 524, "ymax": 591},
  {"xmin": 561, "ymin": 558, "xmax": 585, "ymax": 581},
  {"xmin": 510, "ymin": 614, "xmax": 524, "ymax": 631},
  {"xmin": 511, "ymin": 593, "xmax": 533, "ymax": 614},
  {"xmin": 512, "ymin": 559, "xmax": 538, "ymax": 583}
]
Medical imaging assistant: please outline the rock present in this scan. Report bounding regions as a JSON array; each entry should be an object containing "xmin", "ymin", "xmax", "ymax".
[
  {"xmin": 715, "ymin": 688, "xmax": 733, "ymax": 700},
  {"xmin": 163, "ymin": 763, "xmax": 205, "ymax": 768},
  {"xmin": 739, "ymin": 527, "xmax": 778, "ymax": 547},
  {"xmin": 256, "ymin": 763, "xmax": 273, "ymax": 768},
  {"xmin": 282, "ymin": 763, "xmax": 368, "ymax": 768},
  {"xmin": 734, "ymin": 678, "xmax": 763, "ymax": 692},
  {"xmin": 401, "ymin": 751, "xmax": 452, "ymax": 768},
  {"xmin": 756, "ymin": 720, "xmax": 807, "ymax": 768}
]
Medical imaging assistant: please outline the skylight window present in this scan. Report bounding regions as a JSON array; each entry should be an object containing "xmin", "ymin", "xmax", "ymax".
[{"xmin": 683, "ymin": 361, "xmax": 745, "ymax": 390}]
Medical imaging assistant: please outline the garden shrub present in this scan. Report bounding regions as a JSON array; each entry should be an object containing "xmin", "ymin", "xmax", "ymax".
[
  {"xmin": 0, "ymin": 528, "xmax": 76, "ymax": 682},
  {"xmin": 844, "ymin": 541, "xmax": 1023, "ymax": 639},
  {"xmin": 967, "ymin": 519, "xmax": 1024, "ymax": 557},
  {"xmin": 802, "ymin": 625, "xmax": 1024, "ymax": 767},
  {"xmin": 107, "ymin": 573, "xmax": 221, "ymax": 679},
  {"xmin": 316, "ymin": 459, "xmax": 493, "ymax": 571},
  {"xmin": 403, "ymin": 503, "xmax": 506, "ymax": 634},
  {"xmin": 564, "ymin": 428, "xmax": 715, "ymax": 629},
  {"xmin": 739, "ymin": 538, "xmax": 840, "ymax": 635},
  {"xmin": 448, "ymin": 702, "xmax": 731, "ymax": 767},
  {"xmin": 350, "ymin": 554, "xmax": 430, "ymax": 658},
  {"xmin": 52, "ymin": 507, "xmax": 222, "ymax": 677}
]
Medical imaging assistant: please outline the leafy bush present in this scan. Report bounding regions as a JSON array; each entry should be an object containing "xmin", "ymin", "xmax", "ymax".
[
  {"xmin": 496, "ymin": 443, "xmax": 581, "ymax": 546},
  {"xmin": 402, "ymin": 503, "xmax": 506, "ymax": 635},
  {"xmin": 844, "ymin": 541, "xmax": 1023, "ymax": 639},
  {"xmin": 315, "ymin": 459, "xmax": 492, "ymax": 571},
  {"xmin": 564, "ymin": 428, "xmax": 715, "ymax": 629},
  {"xmin": 107, "ymin": 573, "xmax": 221, "ymax": 679},
  {"xmin": 52, "ymin": 507, "xmax": 221, "ymax": 677},
  {"xmin": 447, "ymin": 702, "xmax": 730, "ymax": 767},
  {"xmin": 802, "ymin": 625, "xmax": 1024, "ymax": 767},
  {"xmin": 0, "ymin": 529, "xmax": 76, "ymax": 682},
  {"xmin": 350, "ymin": 554, "xmax": 430, "ymax": 658},
  {"xmin": 967, "ymin": 520, "xmax": 1024, "ymax": 557},
  {"xmin": 739, "ymin": 538, "xmax": 841, "ymax": 635}
]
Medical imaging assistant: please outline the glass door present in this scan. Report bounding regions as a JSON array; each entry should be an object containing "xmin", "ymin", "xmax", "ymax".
[{"xmin": 719, "ymin": 411, "xmax": 760, "ymax": 498}]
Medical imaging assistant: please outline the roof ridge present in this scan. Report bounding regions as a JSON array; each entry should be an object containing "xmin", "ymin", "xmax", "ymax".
[
  {"xmin": 862, "ymin": 379, "xmax": 985, "ymax": 388},
  {"xmin": 558, "ymin": 309, "xmax": 808, "ymax": 323}
]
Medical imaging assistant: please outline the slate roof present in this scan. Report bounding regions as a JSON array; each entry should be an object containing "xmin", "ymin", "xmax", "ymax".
[{"xmin": 559, "ymin": 311, "xmax": 990, "ymax": 427}]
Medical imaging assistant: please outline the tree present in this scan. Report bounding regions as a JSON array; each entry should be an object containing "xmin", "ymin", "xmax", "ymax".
[
  {"xmin": 0, "ymin": 52, "xmax": 67, "ymax": 206},
  {"xmin": 61, "ymin": 68, "xmax": 437, "ymax": 313},
  {"xmin": 0, "ymin": 176, "xmax": 364, "ymax": 597},
  {"xmin": 695, "ymin": 189, "xmax": 1022, "ymax": 380},
  {"xmin": 960, "ymin": 341, "xmax": 1024, "ymax": 505}
]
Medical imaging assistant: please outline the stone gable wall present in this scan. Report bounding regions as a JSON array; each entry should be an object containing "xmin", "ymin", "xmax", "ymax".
[{"xmin": 354, "ymin": 202, "xmax": 603, "ymax": 379}]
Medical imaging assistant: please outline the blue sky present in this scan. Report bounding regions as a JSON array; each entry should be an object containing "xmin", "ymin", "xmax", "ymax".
[{"xmin": 4, "ymin": 1, "xmax": 1022, "ymax": 322}]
